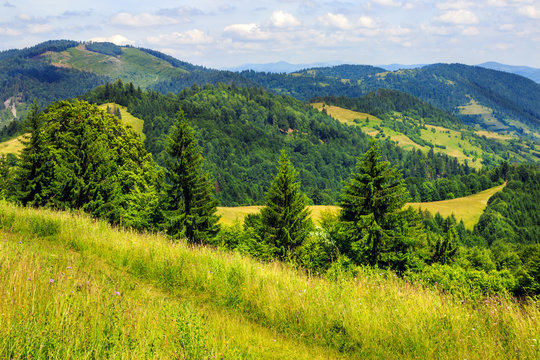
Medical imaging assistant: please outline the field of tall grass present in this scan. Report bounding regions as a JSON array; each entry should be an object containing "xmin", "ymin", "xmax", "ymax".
[{"xmin": 1, "ymin": 201, "xmax": 538, "ymax": 359}]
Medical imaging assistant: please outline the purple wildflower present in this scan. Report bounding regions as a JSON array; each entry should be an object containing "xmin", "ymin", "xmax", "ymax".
[{"xmin": 49, "ymin": 279, "xmax": 54, "ymax": 284}]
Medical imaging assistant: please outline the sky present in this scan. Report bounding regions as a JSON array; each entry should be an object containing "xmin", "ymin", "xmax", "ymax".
[{"xmin": 0, "ymin": 0, "xmax": 539, "ymax": 68}]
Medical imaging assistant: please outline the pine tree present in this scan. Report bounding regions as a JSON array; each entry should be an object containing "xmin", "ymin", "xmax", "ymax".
[
  {"xmin": 259, "ymin": 151, "xmax": 312, "ymax": 260},
  {"xmin": 164, "ymin": 110, "xmax": 220, "ymax": 242},
  {"xmin": 432, "ymin": 224, "xmax": 459, "ymax": 264},
  {"xmin": 339, "ymin": 140, "xmax": 418, "ymax": 269},
  {"xmin": 16, "ymin": 101, "xmax": 49, "ymax": 206}
]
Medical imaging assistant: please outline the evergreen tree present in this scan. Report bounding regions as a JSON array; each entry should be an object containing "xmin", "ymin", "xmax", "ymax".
[
  {"xmin": 259, "ymin": 151, "xmax": 312, "ymax": 260},
  {"xmin": 164, "ymin": 110, "xmax": 220, "ymax": 243},
  {"xmin": 16, "ymin": 101, "xmax": 50, "ymax": 206},
  {"xmin": 432, "ymin": 224, "xmax": 459, "ymax": 264},
  {"xmin": 339, "ymin": 140, "xmax": 419, "ymax": 270}
]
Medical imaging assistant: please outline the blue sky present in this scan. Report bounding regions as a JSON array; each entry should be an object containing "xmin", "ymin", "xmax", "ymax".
[{"xmin": 1, "ymin": 0, "xmax": 539, "ymax": 68}]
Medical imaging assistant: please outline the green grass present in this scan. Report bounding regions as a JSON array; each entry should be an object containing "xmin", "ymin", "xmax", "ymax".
[
  {"xmin": 311, "ymin": 103, "xmax": 512, "ymax": 168},
  {"xmin": 0, "ymin": 201, "xmax": 538, "ymax": 359},
  {"xmin": 45, "ymin": 45, "xmax": 187, "ymax": 88},
  {"xmin": 98, "ymin": 103, "xmax": 145, "ymax": 141}
]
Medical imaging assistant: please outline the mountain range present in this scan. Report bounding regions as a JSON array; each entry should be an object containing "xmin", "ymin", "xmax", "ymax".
[{"xmin": 1, "ymin": 40, "xmax": 540, "ymax": 139}]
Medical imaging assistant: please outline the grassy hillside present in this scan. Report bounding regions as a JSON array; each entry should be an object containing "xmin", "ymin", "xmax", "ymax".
[
  {"xmin": 1, "ymin": 201, "xmax": 538, "ymax": 359},
  {"xmin": 313, "ymin": 103, "xmax": 482, "ymax": 167},
  {"xmin": 312, "ymin": 102, "xmax": 539, "ymax": 166},
  {"xmin": 0, "ymin": 135, "xmax": 23, "ymax": 155},
  {"xmin": 218, "ymin": 184, "xmax": 504, "ymax": 229},
  {"xmin": 408, "ymin": 183, "xmax": 506, "ymax": 229},
  {"xmin": 45, "ymin": 44, "xmax": 188, "ymax": 88},
  {"xmin": 98, "ymin": 102, "xmax": 145, "ymax": 140},
  {"xmin": 218, "ymin": 205, "xmax": 340, "ymax": 226}
]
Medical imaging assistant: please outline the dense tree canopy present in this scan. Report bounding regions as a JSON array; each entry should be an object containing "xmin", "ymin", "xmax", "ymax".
[{"xmin": 15, "ymin": 100, "xmax": 159, "ymax": 229}]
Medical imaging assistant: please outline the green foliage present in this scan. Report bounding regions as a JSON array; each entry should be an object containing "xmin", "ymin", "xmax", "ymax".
[
  {"xmin": 15, "ymin": 100, "xmax": 159, "ymax": 228},
  {"xmin": 258, "ymin": 151, "xmax": 313, "ymax": 260},
  {"xmin": 243, "ymin": 63, "xmax": 540, "ymax": 133},
  {"xmin": 163, "ymin": 110, "xmax": 220, "ymax": 243},
  {"xmin": 339, "ymin": 141, "xmax": 421, "ymax": 271},
  {"xmin": 474, "ymin": 165, "xmax": 540, "ymax": 245},
  {"xmin": 85, "ymin": 41, "xmax": 123, "ymax": 56}
]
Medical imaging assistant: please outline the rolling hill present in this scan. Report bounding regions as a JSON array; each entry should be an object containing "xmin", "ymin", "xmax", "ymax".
[{"xmin": 242, "ymin": 64, "xmax": 540, "ymax": 136}]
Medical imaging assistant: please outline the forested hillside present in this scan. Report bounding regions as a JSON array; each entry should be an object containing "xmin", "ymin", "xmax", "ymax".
[
  {"xmin": 81, "ymin": 81, "xmax": 501, "ymax": 206},
  {"xmin": 242, "ymin": 64, "xmax": 540, "ymax": 135}
]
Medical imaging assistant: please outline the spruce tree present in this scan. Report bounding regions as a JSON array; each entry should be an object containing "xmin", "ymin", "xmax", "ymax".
[
  {"xmin": 16, "ymin": 101, "xmax": 49, "ymax": 206},
  {"xmin": 339, "ymin": 140, "xmax": 419, "ymax": 269},
  {"xmin": 164, "ymin": 110, "xmax": 220, "ymax": 243},
  {"xmin": 259, "ymin": 151, "xmax": 312, "ymax": 260}
]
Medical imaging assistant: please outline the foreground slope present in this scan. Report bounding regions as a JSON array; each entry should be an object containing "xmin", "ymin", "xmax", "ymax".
[{"xmin": 0, "ymin": 202, "xmax": 538, "ymax": 359}]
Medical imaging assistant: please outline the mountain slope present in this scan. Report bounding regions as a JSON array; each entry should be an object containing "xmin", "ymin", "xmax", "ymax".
[
  {"xmin": 478, "ymin": 62, "xmax": 540, "ymax": 83},
  {"xmin": 242, "ymin": 64, "xmax": 540, "ymax": 136}
]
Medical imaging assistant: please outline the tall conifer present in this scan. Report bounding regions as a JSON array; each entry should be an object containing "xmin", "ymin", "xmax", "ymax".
[
  {"xmin": 260, "ymin": 151, "xmax": 312, "ymax": 260},
  {"xmin": 164, "ymin": 110, "xmax": 220, "ymax": 242},
  {"xmin": 340, "ymin": 141, "xmax": 419, "ymax": 269}
]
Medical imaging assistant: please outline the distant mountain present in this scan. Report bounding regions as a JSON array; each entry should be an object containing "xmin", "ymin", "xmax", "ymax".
[
  {"xmin": 478, "ymin": 62, "xmax": 540, "ymax": 83},
  {"xmin": 0, "ymin": 40, "xmax": 250, "ymax": 125},
  {"xmin": 241, "ymin": 63, "xmax": 540, "ymax": 135},
  {"xmin": 377, "ymin": 64, "xmax": 426, "ymax": 71},
  {"xmin": 225, "ymin": 61, "xmax": 341, "ymax": 73}
]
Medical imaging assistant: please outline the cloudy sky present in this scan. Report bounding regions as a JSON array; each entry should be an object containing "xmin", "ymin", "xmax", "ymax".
[{"xmin": 0, "ymin": 0, "xmax": 539, "ymax": 68}]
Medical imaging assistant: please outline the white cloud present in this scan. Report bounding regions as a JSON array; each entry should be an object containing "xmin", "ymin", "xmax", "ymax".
[
  {"xmin": 358, "ymin": 16, "xmax": 377, "ymax": 28},
  {"xmin": 27, "ymin": 24, "xmax": 52, "ymax": 34},
  {"xmin": 436, "ymin": 1, "xmax": 475, "ymax": 10},
  {"xmin": 499, "ymin": 23, "xmax": 515, "ymax": 31},
  {"xmin": 462, "ymin": 26, "xmax": 479, "ymax": 35},
  {"xmin": 421, "ymin": 24, "xmax": 452, "ymax": 36},
  {"xmin": 318, "ymin": 13, "xmax": 352, "ymax": 30},
  {"xmin": 147, "ymin": 29, "xmax": 213, "ymax": 45},
  {"xmin": 17, "ymin": 13, "xmax": 32, "ymax": 21},
  {"xmin": 372, "ymin": 0, "xmax": 402, "ymax": 6},
  {"xmin": 89, "ymin": 34, "xmax": 135, "ymax": 46},
  {"xmin": 518, "ymin": 5, "xmax": 540, "ymax": 19},
  {"xmin": 436, "ymin": 9, "xmax": 479, "ymax": 24},
  {"xmin": 386, "ymin": 26, "xmax": 411, "ymax": 36},
  {"xmin": 270, "ymin": 10, "xmax": 300, "ymax": 28},
  {"xmin": 0, "ymin": 26, "xmax": 20, "ymax": 36},
  {"xmin": 223, "ymin": 23, "xmax": 271, "ymax": 40},
  {"xmin": 110, "ymin": 12, "xmax": 179, "ymax": 27}
]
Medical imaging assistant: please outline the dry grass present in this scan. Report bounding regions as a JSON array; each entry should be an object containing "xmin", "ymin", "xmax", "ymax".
[
  {"xmin": 219, "ymin": 184, "xmax": 504, "ymax": 230},
  {"xmin": 407, "ymin": 183, "xmax": 506, "ymax": 229},
  {"xmin": 0, "ymin": 135, "xmax": 24, "ymax": 155},
  {"xmin": 217, "ymin": 205, "xmax": 340, "ymax": 226}
]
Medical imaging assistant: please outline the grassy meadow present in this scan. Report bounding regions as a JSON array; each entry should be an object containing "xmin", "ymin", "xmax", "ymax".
[
  {"xmin": 1, "ymin": 201, "xmax": 539, "ymax": 359},
  {"xmin": 218, "ymin": 184, "xmax": 504, "ymax": 229},
  {"xmin": 98, "ymin": 102, "xmax": 145, "ymax": 140},
  {"xmin": 407, "ymin": 183, "xmax": 505, "ymax": 229},
  {"xmin": 0, "ymin": 135, "xmax": 23, "ymax": 155},
  {"xmin": 311, "ymin": 102, "xmax": 513, "ymax": 168}
]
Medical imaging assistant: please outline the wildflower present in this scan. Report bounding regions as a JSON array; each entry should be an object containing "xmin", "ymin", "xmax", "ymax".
[
  {"xmin": 49, "ymin": 279, "xmax": 55, "ymax": 283},
  {"xmin": 18, "ymin": 241, "xmax": 22, "ymax": 244},
  {"xmin": 27, "ymin": 278, "xmax": 32, "ymax": 281},
  {"xmin": 67, "ymin": 266, "xmax": 71, "ymax": 269},
  {"xmin": 115, "ymin": 291, "xmax": 121, "ymax": 296}
]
